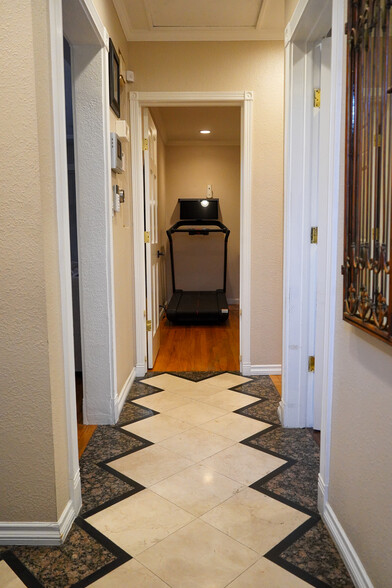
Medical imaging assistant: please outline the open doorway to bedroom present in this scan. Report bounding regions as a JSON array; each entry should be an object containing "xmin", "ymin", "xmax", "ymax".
[{"xmin": 143, "ymin": 105, "xmax": 241, "ymax": 372}]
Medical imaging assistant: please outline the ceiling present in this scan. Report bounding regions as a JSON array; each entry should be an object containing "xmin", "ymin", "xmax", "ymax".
[
  {"xmin": 113, "ymin": 0, "xmax": 285, "ymax": 41},
  {"xmin": 149, "ymin": 107, "xmax": 241, "ymax": 146}
]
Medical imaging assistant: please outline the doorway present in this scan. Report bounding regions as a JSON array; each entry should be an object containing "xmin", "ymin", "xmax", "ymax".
[
  {"xmin": 144, "ymin": 105, "xmax": 241, "ymax": 372},
  {"xmin": 130, "ymin": 92, "xmax": 253, "ymax": 378}
]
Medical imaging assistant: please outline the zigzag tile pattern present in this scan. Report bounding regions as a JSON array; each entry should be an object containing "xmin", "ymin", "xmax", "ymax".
[{"xmin": 0, "ymin": 374, "xmax": 353, "ymax": 587}]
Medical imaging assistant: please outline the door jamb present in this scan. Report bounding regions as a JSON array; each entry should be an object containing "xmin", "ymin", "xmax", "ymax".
[
  {"xmin": 130, "ymin": 91, "xmax": 253, "ymax": 377},
  {"xmin": 282, "ymin": 0, "xmax": 346, "ymax": 512}
]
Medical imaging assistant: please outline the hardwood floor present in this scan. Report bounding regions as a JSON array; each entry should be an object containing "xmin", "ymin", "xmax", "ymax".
[
  {"xmin": 270, "ymin": 375, "xmax": 281, "ymax": 397},
  {"xmin": 76, "ymin": 373, "xmax": 96, "ymax": 459},
  {"xmin": 152, "ymin": 305, "xmax": 240, "ymax": 372}
]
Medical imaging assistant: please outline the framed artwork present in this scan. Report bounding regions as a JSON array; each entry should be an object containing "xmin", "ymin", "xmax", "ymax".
[{"xmin": 109, "ymin": 38, "xmax": 120, "ymax": 118}]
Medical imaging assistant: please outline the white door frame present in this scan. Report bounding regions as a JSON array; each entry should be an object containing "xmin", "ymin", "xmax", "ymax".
[
  {"xmin": 281, "ymin": 0, "xmax": 346, "ymax": 510},
  {"xmin": 130, "ymin": 91, "xmax": 253, "ymax": 377},
  {"xmin": 48, "ymin": 0, "xmax": 117, "ymax": 533}
]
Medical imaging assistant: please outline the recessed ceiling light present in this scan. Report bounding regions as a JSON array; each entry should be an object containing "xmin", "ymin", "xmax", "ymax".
[
  {"xmin": 200, "ymin": 130, "xmax": 211, "ymax": 134},
  {"xmin": 201, "ymin": 199, "xmax": 209, "ymax": 207}
]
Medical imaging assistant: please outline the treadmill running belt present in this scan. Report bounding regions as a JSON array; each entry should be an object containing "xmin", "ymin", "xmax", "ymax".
[{"xmin": 166, "ymin": 290, "xmax": 229, "ymax": 324}]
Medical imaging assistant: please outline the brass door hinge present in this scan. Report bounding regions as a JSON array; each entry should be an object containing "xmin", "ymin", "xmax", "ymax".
[
  {"xmin": 310, "ymin": 227, "xmax": 318, "ymax": 244},
  {"xmin": 146, "ymin": 319, "xmax": 152, "ymax": 332},
  {"xmin": 308, "ymin": 356, "xmax": 315, "ymax": 372},
  {"xmin": 143, "ymin": 138, "xmax": 149, "ymax": 151},
  {"xmin": 239, "ymin": 355, "xmax": 242, "ymax": 363},
  {"xmin": 314, "ymin": 89, "xmax": 321, "ymax": 108},
  {"xmin": 144, "ymin": 231, "xmax": 150, "ymax": 243}
]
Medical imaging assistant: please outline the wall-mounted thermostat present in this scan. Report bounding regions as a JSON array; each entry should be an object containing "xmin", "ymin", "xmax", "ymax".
[{"xmin": 111, "ymin": 132, "xmax": 124, "ymax": 174}]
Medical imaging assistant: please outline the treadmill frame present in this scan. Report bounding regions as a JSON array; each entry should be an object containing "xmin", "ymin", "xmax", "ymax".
[{"xmin": 166, "ymin": 219, "xmax": 230, "ymax": 323}]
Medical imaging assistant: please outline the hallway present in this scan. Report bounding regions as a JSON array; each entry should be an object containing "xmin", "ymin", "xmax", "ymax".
[{"xmin": 1, "ymin": 373, "xmax": 352, "ymax": 587}]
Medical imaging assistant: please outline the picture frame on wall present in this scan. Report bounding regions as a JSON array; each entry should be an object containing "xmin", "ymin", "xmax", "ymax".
[{"xmin": 109, "ymin": 39, "xmax": 120, "ymax": 118}]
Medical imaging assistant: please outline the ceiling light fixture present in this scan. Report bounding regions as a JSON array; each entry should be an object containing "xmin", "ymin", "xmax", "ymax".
[{"xmin": 200, "ymin": 130, "xmax": 211, "ymax": 134}]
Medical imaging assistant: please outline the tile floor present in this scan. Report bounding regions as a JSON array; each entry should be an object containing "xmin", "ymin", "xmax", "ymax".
[{"xmin": 0, "ymin": 373, "xmax": 354, "ymax": 587}]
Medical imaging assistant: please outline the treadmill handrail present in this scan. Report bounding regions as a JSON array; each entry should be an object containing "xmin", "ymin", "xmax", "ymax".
[
  {"xmin": 167, "ymin": 219, "xmax": 229, "ymax": 235},
  {"xmin": 166, "ymin": 219, "xmax": 230, "ymax": 294}
]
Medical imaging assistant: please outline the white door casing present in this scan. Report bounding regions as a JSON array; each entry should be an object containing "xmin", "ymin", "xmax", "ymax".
[
  {"xmin": 313, "ymin": 36, "xmax": 332, "ymax": 430},
  {"xmin": 143, "ymin": 109, "xmax": 161, "ymax": 369},
  {"xmin": 130, "ymin": 91, "xmax": 253, "ymax": 378}
]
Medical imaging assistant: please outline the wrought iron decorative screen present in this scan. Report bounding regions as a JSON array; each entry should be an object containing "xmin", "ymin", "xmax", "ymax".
[{"xmin": 344, "ymin": 0, "xmax": 392, "ymax": 344}]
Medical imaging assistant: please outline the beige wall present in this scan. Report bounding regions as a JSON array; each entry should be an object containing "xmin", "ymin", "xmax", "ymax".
[
  {"xmin": 0, "ymin": 0, "xmax": 69, "ymax": 521},
  {"xmin": 164, "ymin": 145, "xmax": 240, "ymax": 302},
  {"xmin": 129, "ymin": 42, "xmax": 284, "ymax": 365},
  {"xmin": 328, "ymin": 79, "xmax": 392, "ymax": 585},
  {"xmin": 285, "ymin": 0, "xmax": 299, "ymax": 24},
  {"xmin": 93, "ymin": 0, "xmax": 136, "ymax": 394}
]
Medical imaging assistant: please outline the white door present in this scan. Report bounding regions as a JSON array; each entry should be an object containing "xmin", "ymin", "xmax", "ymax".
[
  {"xmin": 143, "ymin": 108, "xmax": 160, "ymax": 369},
  {"xmin": 313, "ymin": 37, "xmax": 332, "ymax": 430}
]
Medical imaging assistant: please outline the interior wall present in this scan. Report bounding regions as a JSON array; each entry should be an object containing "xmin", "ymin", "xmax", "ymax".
[
  {"xmin": 164, "ymin": 145, "xmax": 240, "ymax": 303},
  {"xmin": 0, "ymin": 0, "xmax": 69, "ymax": 521},
  {"xmin": 92, "ymin": 0, "xmax": 136, "ymax": 394},
  {"xmin": 329, "ymin": 58, "xmax": 392, "ymax": 584},
  {"xmin": 129, "ymin": 41, "xmax": 284, "ymax": 367}
]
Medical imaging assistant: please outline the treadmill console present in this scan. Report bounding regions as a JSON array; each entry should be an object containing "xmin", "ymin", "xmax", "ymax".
[{"xmin": 179, "ymin": 198, "xmax": 219, "ymax": 220}]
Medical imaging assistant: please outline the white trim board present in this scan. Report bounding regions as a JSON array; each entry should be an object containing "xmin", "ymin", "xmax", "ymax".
[
  {"xmin": 115, "ymin": 368, "xmax": 136, "ymax": 422},
  {"xmin": 322, "ymin": 501, "xmax": 374, "ymax": 588},
  {"xmin": 250, "ymin": 364, "xmax": 282, "ymax": 375},
  {"xmin": 0, "ymin": 500, "xmax": 76, "ymax": 546},
  {"xmin": 130, "ymin": 91, "xmax": 253, "ymax": 378}
]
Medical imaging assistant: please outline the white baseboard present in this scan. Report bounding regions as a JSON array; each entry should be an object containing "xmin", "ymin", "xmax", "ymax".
[
  {"xmin": 135, "ymin": 363, "xmax": 146, "ymax": 378},
  {"xmin": 250, "ymin": 364, "xmax": 282, "ymax": 375},
  {"xmin": 71, "ymin": 469, "xmax": 82, "ymax": 515},
  {"xmin": 241, "ymin": 362, "xmax": 252, "ymax": 376},
  {"xmin": 322, "ymin": 502, "xmax": 374, "ymax": 588},
  {"xmin": 0, "ymin": 499, "xmax": 77, "ymax": 546},
  {"xmin": 318, "ymin": 473, "xmax": 327, "ymax": 513},
  {"xmin": 115, "ymin": 367, "xmax": 136, "ymax": 422}
]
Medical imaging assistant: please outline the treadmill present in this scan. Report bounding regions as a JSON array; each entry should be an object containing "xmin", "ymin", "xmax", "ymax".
[{"xmin": 166, "ymin": 198, "xmax": 230, "ymax": 324}]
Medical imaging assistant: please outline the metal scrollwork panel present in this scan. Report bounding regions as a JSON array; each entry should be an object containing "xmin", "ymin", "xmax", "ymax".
[{"xmin": 343, "ymin": 0, "xmax": 392, "ymax": 343}]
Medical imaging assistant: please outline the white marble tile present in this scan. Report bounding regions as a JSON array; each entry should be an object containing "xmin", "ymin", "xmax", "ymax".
[
  {"xmin": 227, "ymin": 557, "xmax": 313, "ymax": 587},
  {"xmin": 159, "ymin": 426, "xmax": 235, "ymax": 462},
  {"xmin": 137, "ymin": 518, "xmax": 259, "ymax": 588},
  {"xmin": 202, "ymin": 373, "xmax": 252, "ymax": 390},
  {"xmin": 109, "ymin": 444, "xmax": 193, "ymax": 486},
  {"xmin": 150, "ymin": 463, "xmax": 243, "ymax": 516},
  {"xmin": 202, "ymin": 389, "xmax": 256, "ymax": 411},
  {"xmin": 132, "ymin": 391, "xmax": 189, "ymax": 412},
  {"xmin": 0, "ymin": 561, "xmax": 26, "ymax": 588},
  {"xmin": 87, "ymin": 490, "xmax": 194, "ymax": 556},
  {"xmin": 122, "ymin": 413, "xmax": 191, "ymax": 442},
  {"xmin": 141, "ymin": 374, "xmax": 197, "ymax": 392},
  {"xmin": 175, "ymin": 383, "xmax": 223, "ymax": 402},
  {"xmin": 165, "ymin": 401, "xmax": 228, "ymax": 425},
  {"xmin": 202, "ymin": 487, "xmax": 309, "ymax": 555},
  {"xmin": 201, "ymin": 443, "xmax": 286, "ymax": 485},
  {"xmin": 199, "ymin": 412, "xmax": 271, "ymax": 441},
  {"xmin": 89, "ymin": 559, "xmax": 169, "ymax": 587}
]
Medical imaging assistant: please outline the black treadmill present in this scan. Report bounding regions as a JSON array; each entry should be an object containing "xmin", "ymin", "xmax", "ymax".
[{"xmin": 166, "ymin": 199, "xmax": 230, "ymax": 324}]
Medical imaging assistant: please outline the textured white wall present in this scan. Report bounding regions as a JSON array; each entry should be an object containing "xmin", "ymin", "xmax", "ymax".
[
  {"xmin": 93, "ymin": 0, "xmax": 136, "ymax": 395},
  {"xmin": 0, "ymin": 0, "xmax": 69, "ymax": 521}
]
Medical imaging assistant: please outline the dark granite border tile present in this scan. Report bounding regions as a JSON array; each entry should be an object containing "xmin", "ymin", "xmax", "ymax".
[
  {"xmin": 71, "ymin": 518, "xmax": 131, "ymax": 588},
  {"xmin": 235, "ymin": 399, "xmax": 280, "ymax": 424},
  {"xmin": 265, "ymin": 517, "xmax": 332, "ymax": 588}
]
